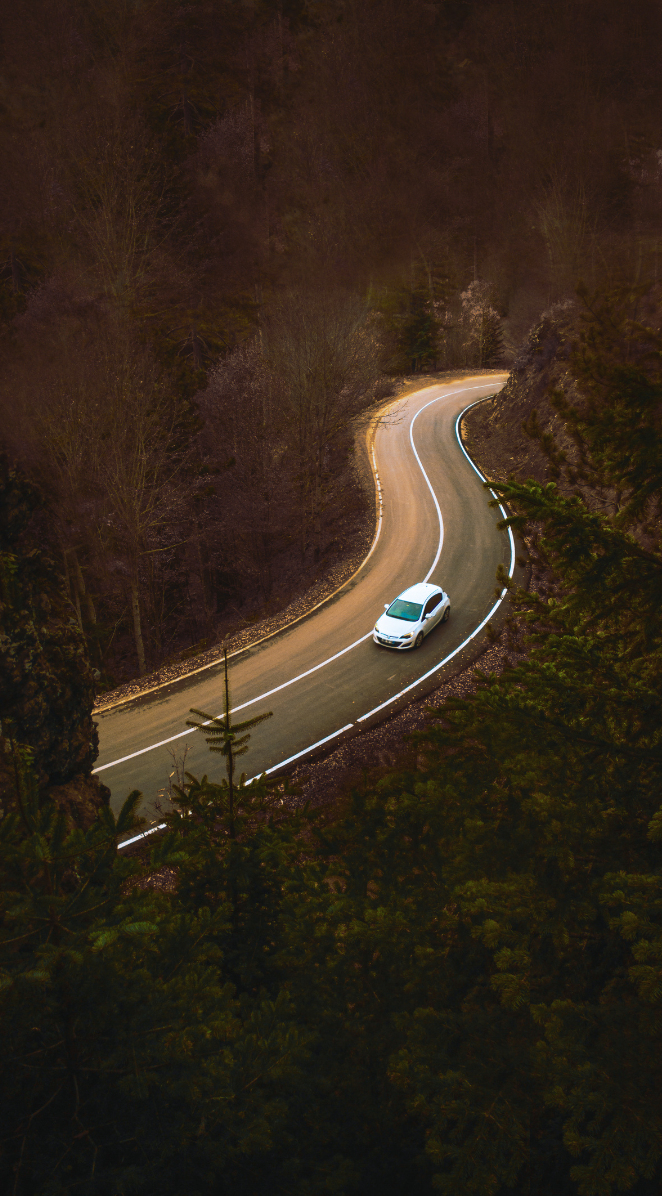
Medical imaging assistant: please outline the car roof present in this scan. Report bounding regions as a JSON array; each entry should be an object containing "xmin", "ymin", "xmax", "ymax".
[{"xmin": 397, "ymin": 582, "xmax": 441, "ymax": 603}]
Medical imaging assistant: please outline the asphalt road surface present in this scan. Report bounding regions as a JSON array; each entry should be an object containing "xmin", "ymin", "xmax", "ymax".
[{"xmin": 94, "ymin": 376, "xmax": 512, "ymax": 837}]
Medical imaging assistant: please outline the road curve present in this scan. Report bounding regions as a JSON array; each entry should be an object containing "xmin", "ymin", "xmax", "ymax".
[{"xmin": 94, "ymin": 376, "xmax": 512, "ymax": 833}]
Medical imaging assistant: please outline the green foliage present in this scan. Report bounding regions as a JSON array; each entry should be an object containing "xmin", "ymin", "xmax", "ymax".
[
  {"xmin": 551, "ymin": 283, "xmax": 662, "ymax": 525},
  {"xmin": 0, "ymin": 752, "xmax": 310, "ymax": 1194},
  {"xmin": 376, "ymin": 262, "xmax": 449, "ymax": 374},
  {"xmin": 4, "ymin": 285, "xmax": 662, "ymax": 1193},
  {"xmin": 187, "ymin": 649, "xmax": 273, "ymax": 800},
  {"xmin": 0, "ymin": 459, "xmax": 99, "ymax": 788},
  {"xmin": 166, "ymin": 767, "xmax": 308, "ymax": 993}
]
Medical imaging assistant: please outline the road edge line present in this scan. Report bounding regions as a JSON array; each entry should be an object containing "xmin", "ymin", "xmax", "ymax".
[
  {"xmin": 94, "ymin": 375, "xmax": 506, "ymax": 714},
  {"xmin": 116, "ymin": 389, "xmax": 510, "ymax": 849},
  {"xmin": 95, "ymin": 398, "xmax": 393, "ymax": 714}
]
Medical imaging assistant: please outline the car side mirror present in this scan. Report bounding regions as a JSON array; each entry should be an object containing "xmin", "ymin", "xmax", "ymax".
[{"xmin": 384, "ymin": 603, "xmax": 389, "ymax": 610}]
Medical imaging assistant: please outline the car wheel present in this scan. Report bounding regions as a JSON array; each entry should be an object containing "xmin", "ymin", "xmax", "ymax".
[
  {"xmin": 414, "ymin": 631, "xmax": 424, "ymax": 648},
  {"xmin": 442, "ymin": 605, "xmax": 450, "ymax": 623}
]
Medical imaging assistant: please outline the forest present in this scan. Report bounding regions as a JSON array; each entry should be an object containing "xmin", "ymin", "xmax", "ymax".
[
  {"xmin": 1, "ymin": 1, "xmax": 662, "ymax": 1193},
  {"xmin": 2, "ymin": 0, "xmax": 661, "ymax": 683}
]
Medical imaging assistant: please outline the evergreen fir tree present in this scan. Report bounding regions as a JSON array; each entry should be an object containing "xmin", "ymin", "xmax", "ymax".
[
  {"xmin": 377, "ymin": 261, "xmax": 448, "ymax": 373},
  {"xmin": 0, "ymin": 751, "xmax": 310, "ymax": 1194},
  {"xmin": 187, "ymin": 646, "xmax": 274, "ymax": 836}
]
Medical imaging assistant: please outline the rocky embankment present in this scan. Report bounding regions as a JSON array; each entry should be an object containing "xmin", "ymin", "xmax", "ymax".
[{"xmin": 462, "ymin": 300, "xmax": 582, "ymax": 485}]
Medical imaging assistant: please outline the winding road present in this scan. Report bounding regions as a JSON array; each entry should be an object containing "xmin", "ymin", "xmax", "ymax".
[{"xmin": 93, "ymin": 375, "xmax": 513, "ymax": 841}]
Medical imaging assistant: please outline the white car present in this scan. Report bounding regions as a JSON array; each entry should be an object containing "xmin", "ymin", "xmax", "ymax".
[{"xmin": 373, "ymin": 582, "xmax": 450, "ymax": 650}]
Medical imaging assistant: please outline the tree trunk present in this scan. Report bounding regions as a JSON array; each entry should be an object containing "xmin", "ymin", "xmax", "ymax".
[
  {"xmin": 223, "ymin": 650, "xmax": 235, "ymax": 839},
  {"xmin": 299, "ymin": 459, "xmax": 309, "ymax": 562},
  {"xmin": 131, "ymin": 581, "xmax": 147, "ymax": 676},
  {"xmin": 250, "ymin": 85, "xmax": 260, "ymax": 185},
  {"xmin": 191, "ymin": 324, "xmax": 203, "ymax": 369},
  {"xmin": 193, "ymin": 527, "xmax": 212, "ymax": 632},
  {"xmin": 73, "ymin": 551, "xmax": 96, "ymax": 625},
  {"xmin": 10, "ymin": 248, "xmax": 21, "ymax": 293},
  {"xmin": 68, "ymin": 552, "xmax": 83, "ymax": 630},
  {"xmin": 313, "ymin": 447, "xmax": 322, "ymax": 563},
  {"xmin": 182, "ymin": 88, "xmax": 193, "ymax": 136},
  {"xmin": 62, "ymin": 549, "xmax": 72, "ymax": 601}
]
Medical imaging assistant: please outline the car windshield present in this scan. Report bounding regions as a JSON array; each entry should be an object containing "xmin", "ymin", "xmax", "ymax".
[{"xmin": 387, "ymin": 599, "xmax": 423, "ymax": 622}]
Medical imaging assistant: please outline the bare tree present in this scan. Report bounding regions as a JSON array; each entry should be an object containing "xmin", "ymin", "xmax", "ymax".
[
  {"xmin": 90, "ymin": 336, "xmax": 188, "ymax": 674},
  {"xmin": 2, "ymin": 295, "xmax": 189, "ymax": 675},
  {"xmin": 263, "ymin": 289, "xmax": 379, "ymax": 562},
  {"xmin": 197, "ymin": 340, "xmax": 291, "ymax": 602},
  {"xmin": 69, "ymin": 113, "xmax": 171, "ymax": 314},
  {"xmin": 454, "ymin": 280, "xmax": 504, "ymax": 369}
]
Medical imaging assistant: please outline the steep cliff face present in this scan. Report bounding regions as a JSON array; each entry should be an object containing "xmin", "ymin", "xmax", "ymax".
[
  {"xmin": 0, "ymin": 459, "xmax": 109, "ymax": 825},
  {"xmin": 462, "ymin": 301, "xmax": 582, "ymax": 484}
]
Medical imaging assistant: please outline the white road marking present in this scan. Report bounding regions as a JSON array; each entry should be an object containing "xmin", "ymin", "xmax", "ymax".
[
  {"xmin": 93, "ymin": 633, "xmax": 372, "ymax": 772},
  {"xmin": 260, "ymin": 723, "xmax": 354, "ymax": 773},
  {"xmin": 356, "ymin": 399, "xmax": 515, "ymax": 723},
  {"xmin": 410, "ymin": 393, "xmax": 445, "ymax": 581},
  {"xmin": 117, "ymin": 723, "xmax": 355, "ymax": 849},
  {"xmin": 95, "ymin": 410, "xmax": 389, "ymax": 717},
  {"xmin": 357, "ymin": 590, "xmax": 509, "ymax": 722},
  {"xmin": 119, "ymin": 823, "xmax": 166, "ymax": 848},
  {"xmin": 361, "ymin": 443, "xmax": 383, "ymax": 567},
  {"xmin": 96, "ymin": 383, "xmax": 501, "ymax": 777}
]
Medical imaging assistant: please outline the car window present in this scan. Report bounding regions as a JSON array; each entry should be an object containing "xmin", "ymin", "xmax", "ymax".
[
  {"xmin": 424, "ymin": 594, "xmax": 442, "ymax": 615},
  {"xmin": 387, "ymin": 599, "xmax": 423, "ymax": 622}
]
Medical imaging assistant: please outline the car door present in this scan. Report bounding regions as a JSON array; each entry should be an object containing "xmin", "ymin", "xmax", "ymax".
[{"xmin": 423, "ymin": 592, "xmax": 443, "ymax": 632}]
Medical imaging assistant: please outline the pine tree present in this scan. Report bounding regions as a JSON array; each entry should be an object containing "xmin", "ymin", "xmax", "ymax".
[
  {"xmin": 269, "ymin": 286, "xmax": 662, "ymax": 1194},
  {"xmin": 175, "ymin": 647, "xmax": 310, "ymax": 991},
  {"xmin": 187, "ymin": 646, "xmax": 274, "ymax": 836},
  {"xmin": 0, "ymin": 748, "xmax": 310, "ymax": 1194},
  {"xmin": 377, "ymin": 261, "xmax": 448, "ymax": 374}
]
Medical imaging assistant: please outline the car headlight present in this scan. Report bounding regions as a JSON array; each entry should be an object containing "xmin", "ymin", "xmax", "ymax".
[{"xmin": 401, "ymin": 632, "xmax": 413, "ymax": 639}]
